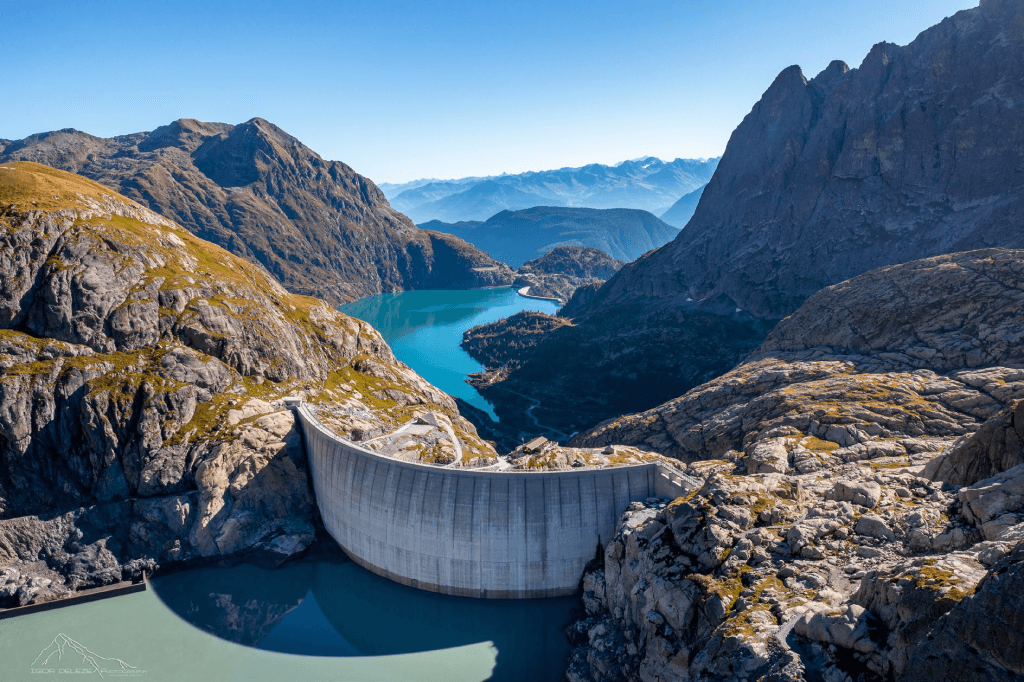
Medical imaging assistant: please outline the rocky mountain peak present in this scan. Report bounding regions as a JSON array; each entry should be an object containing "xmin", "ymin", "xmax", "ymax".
[
  {"xmin": 810, "ymin": 59, "xmax": 850, "ymax": 89},
  {"xmin": 191, "ymin": 117, "xmax": 309, "ymax": 188},
  {"xmin": 0, "ymin": 119, "xmax": 513, "ymax": 304},
  {"xmin": 768, "ymin": 63, "xmax": 808, "ymax": 92},
  {"xmin": 590, "ymin": 0, "xmax": 1024, "ymax": 322},
  {"xmin": 0, "ymin": 128, "xmax": 108, "ymax": 172},
  {"xmin": 138, "ymin": 118, "xmax": 232, "ymax": 153},
  {"xmin": 465, "ymin": 0, "xmax": 1024, "ymax": 442}
]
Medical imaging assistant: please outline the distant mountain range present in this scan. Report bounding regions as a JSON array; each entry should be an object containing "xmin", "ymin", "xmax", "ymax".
[
  {"xmin": 420, "ymin": 206, "xmax": 679, "ymax": 268},
  {"xmin": 384, "ymin": 157, "xmax": 720, "ymax": 224}
]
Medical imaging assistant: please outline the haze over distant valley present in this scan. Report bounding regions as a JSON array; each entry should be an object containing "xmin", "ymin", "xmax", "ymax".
[
  {"xmin": 382, "ymin": 157, "xmax": 719, "ymax": 224},
  {"xmin": 421, "ymin": 207, "xmax": 679, "ymax": 269}
]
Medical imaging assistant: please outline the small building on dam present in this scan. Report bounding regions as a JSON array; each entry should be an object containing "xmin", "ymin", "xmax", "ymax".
[{"xmin": 291, "ymin": 401, "xmax": 698, "ymax": 599}]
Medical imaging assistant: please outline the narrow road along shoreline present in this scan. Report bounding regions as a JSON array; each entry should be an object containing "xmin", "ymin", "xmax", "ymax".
[{"xmin": 516, "ymin": 286, "xmax": 562, "ymax": 303}]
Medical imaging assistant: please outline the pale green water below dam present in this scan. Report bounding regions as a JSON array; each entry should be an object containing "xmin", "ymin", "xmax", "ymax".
[{"xmin": 0, "ymin": 554, "xmax": 577, "ymax": 681}]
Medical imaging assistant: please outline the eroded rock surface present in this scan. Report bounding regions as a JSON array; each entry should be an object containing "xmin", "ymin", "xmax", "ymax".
[
  {"xmin": 567, "ymin": 455, "xmax": 1024, "ymax": 682},
  {"xmin": 564, "ymin": 249, "xmax": 1024, "ymax": 681},
  {"xmin": 924, "ymin": 400, "xmax": 1024, "ymax": 487},
  {"xmin": 575, "ymin": 251, "xmax": 1024, "ymax": 466},
  {"xmin": 901, "ymin": 542, "xmax": 1024, "ymax": 681},
  {"xmin": 0, "ymin": 163, "xmax": 495, "ymax": 607}
]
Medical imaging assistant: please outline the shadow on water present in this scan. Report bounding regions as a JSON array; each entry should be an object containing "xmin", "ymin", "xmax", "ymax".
[{"xmin": 151, "ymin": 553, "xmax": 577, "ymax": 682}]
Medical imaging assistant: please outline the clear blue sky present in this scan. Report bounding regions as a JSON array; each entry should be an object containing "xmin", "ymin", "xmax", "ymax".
[{"xmin": 2, "ymin": 0, "xmax": 976, "ymax": 184}]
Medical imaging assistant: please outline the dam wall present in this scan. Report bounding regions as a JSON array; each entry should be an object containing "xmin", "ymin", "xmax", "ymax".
[{"xmin": 295, "ymin": 404, "xmax": 695, "ymax": 598}]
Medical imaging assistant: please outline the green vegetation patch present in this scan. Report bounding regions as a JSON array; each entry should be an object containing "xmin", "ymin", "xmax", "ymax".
[
  {"xmin": 801, "ymin": 436, "xmax": 840, "ymax": 452},
  {"xmin": 667, "ymin": 488, "xmax": 701, "ymax": 512},
  {"xmin": 0, "ymin": 162, "xmax": 121, "ymax": 212}
]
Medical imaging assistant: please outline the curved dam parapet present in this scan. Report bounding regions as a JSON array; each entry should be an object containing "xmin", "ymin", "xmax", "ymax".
[{"xmin": 293, "ymin": 403, "xmax": 697, "ymax": 598}]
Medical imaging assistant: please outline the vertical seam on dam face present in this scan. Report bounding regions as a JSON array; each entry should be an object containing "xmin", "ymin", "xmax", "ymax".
[{"xmin": 295, "ymin": 404, "xmax": 693, "ymax": 599}]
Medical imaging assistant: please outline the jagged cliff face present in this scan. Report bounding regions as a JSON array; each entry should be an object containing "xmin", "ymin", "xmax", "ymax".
[
  {"xmin": 565, "ymin": 249, "xmax": 1024, "ymax": 682},
  {"xmin": 466, "ymin": 0, "xmax": 1024, "ymax": 439},
  {"xmin": 0, "ymin": 163, "xmax": 494, "ymax": 607},
  {"xmin": 594, "ymin": 0, "xmax": 1024, "ymax": 320},
  {"xmin": 0, "ymin": 118, "xmax": 513, "ymax": 305}
]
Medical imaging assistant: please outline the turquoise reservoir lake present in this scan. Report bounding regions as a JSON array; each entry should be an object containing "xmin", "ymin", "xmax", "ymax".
[
  {"xmin": 0, "ymin": 287, "xmax": 576, "ymax": 682},
  {"xmin": 338, "ymin": 287, "xmax": 560, "ymax": 419}
]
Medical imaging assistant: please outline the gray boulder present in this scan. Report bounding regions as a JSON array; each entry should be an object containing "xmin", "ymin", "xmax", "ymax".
[
  {"xmin": 831, "ymin": 480, "xmax": 882, "ymax": 509},
  {"xmin": 855, "ymin": 515, "xmax": 895, "ymax": 541},
  {"xmin": 745, "ymin": 438, "xmax": 790, "ymax": 474}
]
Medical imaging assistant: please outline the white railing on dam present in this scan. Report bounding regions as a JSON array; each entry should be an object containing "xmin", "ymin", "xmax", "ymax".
[{"xmin": 292, "ymin": 402, "xmax": 699, "ymax": 599}]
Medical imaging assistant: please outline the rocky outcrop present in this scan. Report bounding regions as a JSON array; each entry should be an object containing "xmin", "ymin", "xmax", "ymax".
[
  {"xmin": 467, "ymin": 0, "xmax": 1024, "ymax": 439},
  {"xmin": 924, "ymin": 400, "xmax": 1024, "ymax": 487},
  {"xmin": 901, "ymin": 541, "xmax": 1024, "ymax": 681},
  {"xmin": 520, "ymin": 245, "xmax": 624, "ymax": 280},
  {"xmin": 574, "ymin": 250, "xmax": 1024, "ymax": 463},
  {"xmin": 564, "ymin": 248, "xmax": 1024, "ymax": 681},
  {"xmin": 567, "ymin": 445, "xmax": 1024, "ymax": 682},
  {"xmin": 462, "ymin": 311, "xmax": 571, "ymax": 372},
  {"xmin": 0, "ymin": 118, "xmax": 514, "ymax": 305},
  {"xmin": 412, "ymin": 229, "xmax": 515, "ymax": 291},
  {"xmin": 956, "ymin": 464, "xmax": 1024, "ymax": 545},
  {"xmin": 513, "ymin": 245, "xmax": 624, "ymax": 303},
  {"xmin": 0, "ymin": 162, "xmax": 495, "ymax": 608}
]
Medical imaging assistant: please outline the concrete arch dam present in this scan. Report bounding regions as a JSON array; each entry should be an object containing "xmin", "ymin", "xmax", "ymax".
[{"xmin": 294, "ymin": 403, "xmax": 696, "ymax": 598}]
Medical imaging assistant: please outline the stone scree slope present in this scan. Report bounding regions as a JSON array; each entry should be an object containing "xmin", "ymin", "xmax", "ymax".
[{"xmin": 293, "ymin": 402, "xmax": 696, "ymax": 598}]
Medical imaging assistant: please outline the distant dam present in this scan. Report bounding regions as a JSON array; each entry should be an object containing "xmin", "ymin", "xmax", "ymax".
[{"xmin": 293, "ymin": 402, "xmax": 696, "ymax": 598}]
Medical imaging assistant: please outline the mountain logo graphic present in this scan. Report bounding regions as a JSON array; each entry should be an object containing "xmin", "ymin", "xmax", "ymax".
[{"xmin": 31, "ymin": 633, "xmax": 144, "ymax": 678}]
